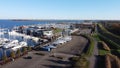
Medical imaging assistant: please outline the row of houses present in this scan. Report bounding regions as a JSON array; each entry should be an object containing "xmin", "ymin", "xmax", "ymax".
[
  {"xmin": 71, "ymin": 22, "xmax": 95, "ymax": 29},
  {"xmin": 16, "ymin": 25, "xmax": 54, "ymax": 39}
]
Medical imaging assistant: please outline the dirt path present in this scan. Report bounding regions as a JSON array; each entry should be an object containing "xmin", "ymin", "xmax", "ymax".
[{"xmin": 88, "ymin": 39, "xmax": 99, "ymax": 68}]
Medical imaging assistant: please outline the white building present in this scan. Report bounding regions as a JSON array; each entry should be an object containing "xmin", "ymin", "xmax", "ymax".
[{"xmin": 43, "ymin": 30, "xmax": 53, "ymax": 38}]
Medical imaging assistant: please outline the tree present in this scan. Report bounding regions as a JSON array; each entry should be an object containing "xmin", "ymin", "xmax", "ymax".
[
  {"xmin": 10, "ymin": 51, "xmax": 15, "ymax": 58},
  {"xmin": 2, "ymin": 54, "xmax": 7, "ymax": 62},
  {"xmin": 16, "ymin": 49, "xmax": 21, "ymax": 57},
  {"xmin": 22, "ymin": 47, "xmax": 27, "ymax": 54},
  {"xmin": 28, "ymin": 46, "xmax": 32, "ymax": 51}
]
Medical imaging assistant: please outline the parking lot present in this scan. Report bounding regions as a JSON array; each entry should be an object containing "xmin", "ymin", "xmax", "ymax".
[{"xmin": 1, "ymin": 36, "xmax": 88, "ymax": 68}]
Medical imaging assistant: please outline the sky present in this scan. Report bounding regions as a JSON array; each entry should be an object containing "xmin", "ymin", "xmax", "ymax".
[{"xmin": 0, "ymin": 0, "xmax": 120, "ymax": 20}]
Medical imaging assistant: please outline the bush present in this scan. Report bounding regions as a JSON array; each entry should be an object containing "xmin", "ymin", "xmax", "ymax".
[
  {"xmin": 98, "ymin": 33, "xmax": 120, "ymax": 49},
  {"xmin": 69, "ymin": 57, "xmax": 79, "ymax": 61},
  {"xmin": 111, "ymin": 50, "xmax": 120, "ymax": 58},
  {"xmin": 74, "ymin": 57, "xmax": 89, "ymax": 68},
  {"xmin": 22, "ymin": 47, "xmax": 27, "ymax": 54},
  {"xmin": 116, "ymin": 50, "xmax": 120, "ymax": 54},
  {"xmin": 28, "ymin": 46, "xmax": 32, "ymax": 51},
  {"xmin": 16, "ymin": 49, "xmax": 21, "ymax": 57},
  {"xmin": 99, "ymin": 50, "xmax": 110, "ymax": 56},
  {"xmin": 92, "ymin": 33, "xmax": 100, "ymax": 41},
  {"xmin": 97, "ymin": 24, "xmax": 120, "ymax": 47},
  {"xmin": 85, "ymin": 36, "xmax": 95, "ymax": 56},
  {"xmin": 99, "ymin": 41, "xmax": 110, "ymax": 51},
  {"xmin": 10, "ymin": 51, "xmax": 16, "ymax": 58},
  {"xmin": 2, "ymin": 54, "xmax": 8, "ymax": 62},
  {"xmin": 80, "ymin": 34, "xmax": 95, "ymax": 56}
]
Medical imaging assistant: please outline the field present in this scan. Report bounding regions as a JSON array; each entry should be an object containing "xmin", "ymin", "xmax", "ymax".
[{"xmin": 95, "ymin": 23, "xmax": 120, "ymax": 68}]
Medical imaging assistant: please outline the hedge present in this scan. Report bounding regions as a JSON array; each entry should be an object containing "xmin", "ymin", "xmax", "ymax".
[
  {"xmin": 97, "ymin": 24, "xmax": 120, "ymax": 46},
  {"xmin": 98, "ymin": 33, "xmax": 120, "ymax": 49}
]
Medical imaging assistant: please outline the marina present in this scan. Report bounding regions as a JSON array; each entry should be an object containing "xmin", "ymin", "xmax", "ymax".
[
  {"xmin": 0, "ymin": 0, "xmax": 119, "ymax": 68},
  {"xmin": 0, "ymin": 20, "xmax": 76, "ymax": 61},
  {"xmin": 1, "ymin": 20, "xmax": 118, "ymax": 68}
]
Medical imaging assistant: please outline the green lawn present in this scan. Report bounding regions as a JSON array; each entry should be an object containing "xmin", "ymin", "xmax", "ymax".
[
  {"xmin": 92, "ymin": 33, "xmax": 101, "ymax": 41},
  {"xmin": 53, "ymin": 28, "xmax": 62, "ymax": 34},
  {"xmin": 99, "ymin": 49, "xmax": 110, "ymax": 55}
]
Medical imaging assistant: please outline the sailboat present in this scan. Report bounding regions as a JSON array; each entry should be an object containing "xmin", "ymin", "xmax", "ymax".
[
  {"xmin": 2, "ymin": 29, "xmax": 19, "ymax": 49},
  {"xmin": 0, "ymin": 28, "xmax": 10, "ymax": 47},
  {"xmin": 11, "ymin": 30, "xmax": 27, "ymax": 51}
]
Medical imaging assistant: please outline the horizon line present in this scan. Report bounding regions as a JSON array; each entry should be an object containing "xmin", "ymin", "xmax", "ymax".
[{"xmin": 0, "ymin": 19, "xmax": 120, "ymax": 21}]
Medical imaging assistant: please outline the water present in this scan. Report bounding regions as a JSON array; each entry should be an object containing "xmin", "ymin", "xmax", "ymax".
[
  {"xmin": 0, "ymin": 20, "xmax": 84, "ymax": 28},
  {"xmin": 0, "ymin": 20, "xmax": 49, "ymax": 29}
]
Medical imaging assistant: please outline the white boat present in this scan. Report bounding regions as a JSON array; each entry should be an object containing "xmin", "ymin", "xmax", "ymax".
[
  {"xmin": 1, "ymin": 29, "xmax": 28, "ymax": 50},
  {"xmin": 11, "ymin": 45, "xmax": 22, "ymax": 51},
  {"xmin": 11, "ymin": 41, "xmax": 27, "ymax": 51},
  {"xmin": 19, "ymin": 41, "xmax": 27, "ymax": 47},
  {"xmin": 53, "ymin": 36, "xmax": 72, "ymax": 45},
  {"xmin": 0, "ymin": 38, "xmax": 9, "ymax": 43},
  {"xmin": 53, "ymin": 39, "xmax": 65, "ymax": 45},
  {"xmin": 63, "ymin": 36, "xmax": 72, "ymax": 42},
  {"xmin": 47, "ymin": 44, "xmax": 57, "ymax": 49},
  {"xmin": 10, "ymin": 40, "xmax": 19, "ymax": 44},
  {"xmin": 2, "ymin": 40, "xmax": 19, "ymax": 49},
  {"xmin": 0, "ymin": 28, "xmax": 11, "ymax": 47}
]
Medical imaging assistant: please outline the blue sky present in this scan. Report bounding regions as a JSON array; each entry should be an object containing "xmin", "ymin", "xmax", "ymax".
[{"xmin": 0, "ymin": 0, "xmax": 120, "ymax": 20}]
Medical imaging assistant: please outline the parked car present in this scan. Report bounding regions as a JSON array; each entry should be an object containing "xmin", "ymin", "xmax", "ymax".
[
  {"xmin": 27, "ymin": 56, "xmax": 32, "ymax": 59},
  {"xmin": 47, "ymin": 44, "xmax": 57, "ymax": 49},
  {"xmin": 41, "ymin": 46, "xmax": 51, "ymax": 51}
]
